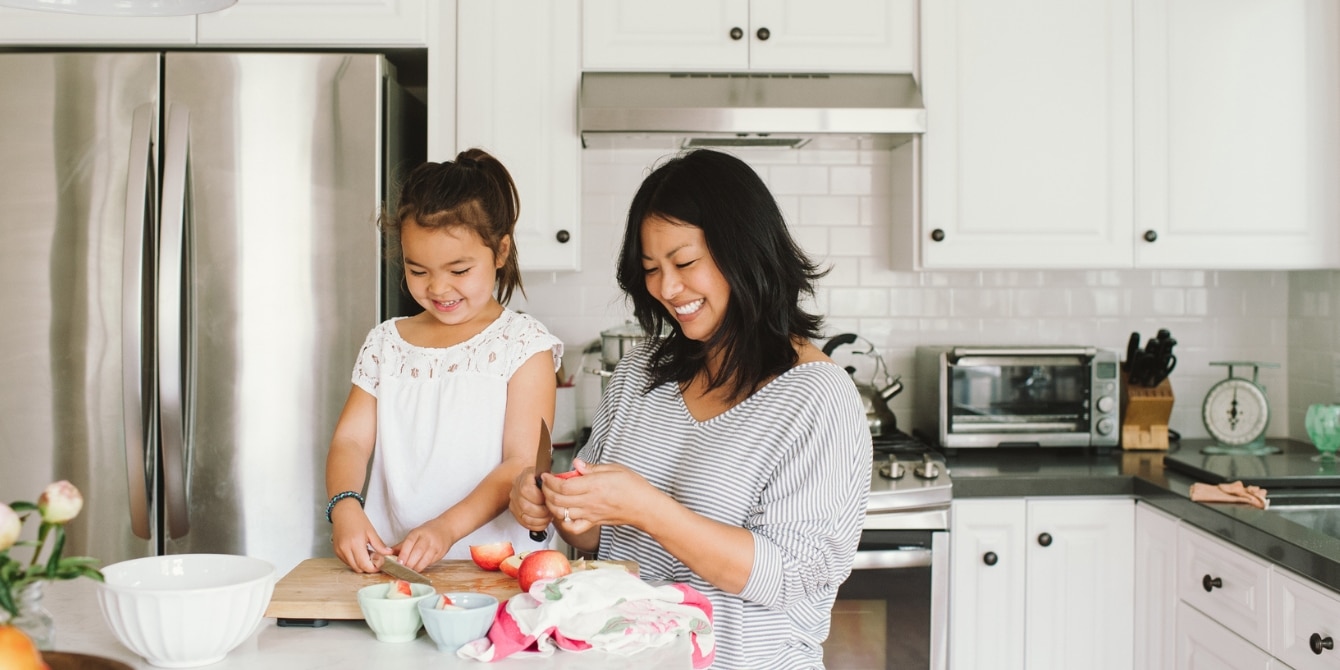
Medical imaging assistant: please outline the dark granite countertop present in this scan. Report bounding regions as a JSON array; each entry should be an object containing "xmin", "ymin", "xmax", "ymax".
[{"xmin": 945, "ymin": 439, "xmax": 1340, "ymax": 594}]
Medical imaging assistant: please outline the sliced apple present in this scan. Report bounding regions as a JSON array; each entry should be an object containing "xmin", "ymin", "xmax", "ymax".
[
  {"xmin": 469, "ymin": 540, "xmax": 515, "ymax": 571},
  {"xmin": 385, "ymin": 579, "xmax": 414, "ymax": 599},
  {"xmin": 499, "ymin": 552, "xmax": 524, "ymax": 579}
]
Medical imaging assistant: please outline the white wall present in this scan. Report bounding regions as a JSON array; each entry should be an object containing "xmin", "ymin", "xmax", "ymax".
[{"xmin": 515, "ymin": 146, "xmax": 1294, "ymax": 443}]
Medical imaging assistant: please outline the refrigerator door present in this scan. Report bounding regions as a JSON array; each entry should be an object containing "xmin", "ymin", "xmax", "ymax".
[
  {"xmin": 0, "ymin": 52, "xmax": 160, "ymax": 565},
  {"xmin": 160, "ymin": 53, "xmax": 383, "ymax": 574}
]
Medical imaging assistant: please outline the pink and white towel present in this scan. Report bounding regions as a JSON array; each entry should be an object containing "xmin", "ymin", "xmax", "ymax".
[{"xmin": 458, "ymin": 569, "xmax": 715, "ymax": 668}]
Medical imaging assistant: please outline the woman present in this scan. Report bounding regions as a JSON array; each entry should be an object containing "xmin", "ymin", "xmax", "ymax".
[{"xmin": 511, "ymin": 149, "xmax": 871, "ymax": 669}]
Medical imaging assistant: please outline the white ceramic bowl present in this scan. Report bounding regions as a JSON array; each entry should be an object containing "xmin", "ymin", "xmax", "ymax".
[
  {"xmin": 95, "ymin": 553, "xmax": 276, "ymax": 668},
  {"xmin": 417, "ymin": 592, "xmax": 498, "ymax": 652},
  {"xmin": 356, "ymin": 582, "xmax": 436, "ymax": 643}
]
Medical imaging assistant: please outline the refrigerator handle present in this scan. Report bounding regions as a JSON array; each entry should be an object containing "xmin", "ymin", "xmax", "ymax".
[
  {"xmin": 121, "ymin": 105, "xmax": 155, "ymax": 541},
  {"xmin": 159, "ymin": 104, "xmax": 191, "ymax": 540}
]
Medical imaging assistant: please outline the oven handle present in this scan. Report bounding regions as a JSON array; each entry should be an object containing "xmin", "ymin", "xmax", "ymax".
[{"xmin": 851, "ymin": 548, "xmax": 932, "ymax": 570}]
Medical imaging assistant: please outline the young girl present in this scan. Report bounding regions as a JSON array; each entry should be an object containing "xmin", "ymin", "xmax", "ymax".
[{"xmin": 328, "ymin": 149, "xmax": 563, "ymax": 574}]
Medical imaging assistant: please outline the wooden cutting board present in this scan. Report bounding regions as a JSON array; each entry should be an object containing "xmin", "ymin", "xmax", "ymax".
[{"xmin": 264, "ymin": 557, "xmax": 636, "ymax": 621}]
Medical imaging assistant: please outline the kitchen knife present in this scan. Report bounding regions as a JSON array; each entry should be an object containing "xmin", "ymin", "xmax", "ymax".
[
  {"xmin": 530, "ymin": 418, "xmax": 553, "ymax": 542},
  {"xmin": 375, "ymin": 552, "xmax": 432, "ymax": 585}
]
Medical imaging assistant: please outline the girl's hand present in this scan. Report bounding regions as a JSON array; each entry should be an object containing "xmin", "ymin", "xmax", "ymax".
[
  {"xmin": 509, "ymin": 466, "xmax": 552, "ymax": 532},
  {"xmin": 396, "ymin": 522, "xmax": 455, "ymax": 573},
  {"xmin": 542, "ymin": 459, "xmax": 658, "ymax": 534},
  {"xmin": 331, "ymin": 507, "xmax": 390, "ymax": 574}
]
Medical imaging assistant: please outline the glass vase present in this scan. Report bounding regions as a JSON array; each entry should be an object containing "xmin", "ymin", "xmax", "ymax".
[{"xmin": 7, "ymin": 581, "xmax": 55, "ymax": 650}]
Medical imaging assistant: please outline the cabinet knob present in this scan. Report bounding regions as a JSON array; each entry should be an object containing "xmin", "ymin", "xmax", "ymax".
[
  {"xmin": 1311, "ymin": 633, "xmax": 1334, "ymax": 655},
  {"xmin": 1037, "ymin": 532, "xmax": 1052, "ymax": 547},
  {"xmin": 730, "ymin": 27, "xmax": 743, "ymax": 40},
  {"xmin": 930, "ymin": 228, "xmax": 946, "ymax": 242},
  {"xmin": 1202, "ymin": 574, "xmax": 1222, "ymax": 592},
  {"xmin": 1143, "ymin": 229, "xmax": 1158, "ymax": 243},
  {"xmin": 555, "ymin": 229, "xmax": 571, "ymax": 244},
  {"xmin": 756, "ymin": 27, "xmax": 770, "ymax": 41},
  {"xmin": 982, "ymin": 551, "xmax": 998, "ymax": 566}
]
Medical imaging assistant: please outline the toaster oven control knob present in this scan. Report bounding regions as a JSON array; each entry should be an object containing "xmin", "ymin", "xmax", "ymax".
[
  {"xmin": 914, "ymin": 453, "xmax": 941, "ymax": 479},
  {"xmin": 1096, "ymin": 395, "xmax": 1116, "ymax": 414},
  {"xmin": 1097, "ymin": 417, "xmax": 1116, "ymax": 435}
]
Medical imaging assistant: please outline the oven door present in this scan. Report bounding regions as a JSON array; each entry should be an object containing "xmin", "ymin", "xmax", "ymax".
[
  {"xmin": 825, "ymin": 529, "xmax": 948, "ymax": 670},
  {"xmin": 945, "ymin": 349, "xmax": 1095, "ymax": 447}
]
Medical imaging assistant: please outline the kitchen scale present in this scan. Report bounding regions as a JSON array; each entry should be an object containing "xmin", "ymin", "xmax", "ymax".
[{"xmin": 1201, "ymin": 361, "xmax": 1280, "ymax": 455}]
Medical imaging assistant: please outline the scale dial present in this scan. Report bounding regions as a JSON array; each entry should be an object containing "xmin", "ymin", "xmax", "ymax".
[{"xmin": 1202, "ymin": 377, "xmax": 1270, "ymax": 446}]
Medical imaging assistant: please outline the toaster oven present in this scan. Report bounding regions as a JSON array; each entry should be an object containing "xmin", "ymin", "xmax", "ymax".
[{"xmin": 912, "ymin": 346, "xmax": 1120, "ymax": 450}]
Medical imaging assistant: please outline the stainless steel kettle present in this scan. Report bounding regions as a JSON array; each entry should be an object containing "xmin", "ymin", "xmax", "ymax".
[{"xmin": 822, "ymin": 333, "xmax": 903, "ymax": 438}]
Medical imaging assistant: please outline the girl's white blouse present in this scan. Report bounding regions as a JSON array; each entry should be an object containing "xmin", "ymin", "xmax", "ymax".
[{"xmin": 351, "ymin": 309, "xmax": 563, "ymax": 558}]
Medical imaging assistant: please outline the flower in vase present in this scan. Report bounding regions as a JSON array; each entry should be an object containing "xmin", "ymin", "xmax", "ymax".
[{"xmin": 0, "ymin": 481, "xmax": 103, "ymax": 620}]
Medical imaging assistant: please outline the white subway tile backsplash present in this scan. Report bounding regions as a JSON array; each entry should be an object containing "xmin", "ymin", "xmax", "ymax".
[{"xmin": 511, "ymin": 148, "xmax": 1320, "ymax": 440}]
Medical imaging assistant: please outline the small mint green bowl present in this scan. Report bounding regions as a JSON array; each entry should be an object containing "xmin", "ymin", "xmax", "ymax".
[
  {"xmin": 417, "ymin": 592, "xmax": 498, "ymax": 653},
  {"xmin": 356, "ymin": 582, "xmax": 436, "ymax": 642}
]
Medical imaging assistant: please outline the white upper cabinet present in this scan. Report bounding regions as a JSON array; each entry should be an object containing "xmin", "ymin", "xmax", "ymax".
[
  {"xmin": 457, "ymin": 0, "xmax": 581, "ymax": 272},
  {"xmin": 582, "ymin": 0, "xmax": 916, "ymax": 73},
  {"xmin": 920, "ymin": 0, "xmax": 1340, "ymax": 270},
  {"xmin": 196, "ymin": 0, "xmax": 429, "ymax": 46},
  {"xmin": 1132, "ymin": 0, "xmax": 1340, "ymax": 269},
  {"xmin": 0, "ymin": 8, "xmax": 195, "ymax": 44},
  {"xmin": 921, "ymin": 0, "xmax": 1135, "ymax": 269}
]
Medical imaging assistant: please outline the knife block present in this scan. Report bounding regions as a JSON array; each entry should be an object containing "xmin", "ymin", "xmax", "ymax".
[{"xmin": 1122, "ymin": 373, "xmax": 1174, "ymax": 451}]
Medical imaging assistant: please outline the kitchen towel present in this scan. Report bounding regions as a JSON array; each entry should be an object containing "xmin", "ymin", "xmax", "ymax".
[
  {"xmin": 459, "ymin": 568, "xmax": 715, "ymax": 668},
  {"xmin": 1189, "ymin": 480, "xmax": 1270, "ymax": 509}
]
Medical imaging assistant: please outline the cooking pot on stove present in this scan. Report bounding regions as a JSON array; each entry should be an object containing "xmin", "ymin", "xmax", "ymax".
[
  {"xmin": 822, "ymin": 333, "xmax": 903, "ymax": 438},
  {"xmin": 582, "ymin": 322, "xmax": 650, "ymax": 392}
]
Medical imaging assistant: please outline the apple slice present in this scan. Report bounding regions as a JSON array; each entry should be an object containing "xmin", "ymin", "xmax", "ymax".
[
  {"xmin": 435, "ymin": 594, "xmax": 462, "ymax": 610},
  {"xmin": 469, "ymin": 541, "xmax": 515, "ymax": 571},
  {"xmin": 385, "ymin": 579, "xmax": 414, "ymax": 599},
  {"xmin": 554, "ymin": 470, "xmax": 583, "ymax": 480},
  {"xmin": 499, "ymin": 552, "xmax": 524, "ymax": 579}
]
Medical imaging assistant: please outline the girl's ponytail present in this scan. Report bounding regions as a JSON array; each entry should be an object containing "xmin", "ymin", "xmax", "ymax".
[{"xmin": 455, "ymin": 148, "xmax": 523, "ymax": 305}]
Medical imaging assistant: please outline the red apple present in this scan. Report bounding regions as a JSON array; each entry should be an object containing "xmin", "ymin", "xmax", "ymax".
[
  {"xmin": 386, "ymin": 579, "xmax": 413, "ymax": 599},
  {"xmin": 499, "ymin": 552, "xmax": 526, "ymax": 579},
  {"xmin": 518, "ymin": 549, "xmax": 571, "ymax": 592},
  {"xmin": 469, "ymin": 541, "xmax": 515, "ymax": 571}
]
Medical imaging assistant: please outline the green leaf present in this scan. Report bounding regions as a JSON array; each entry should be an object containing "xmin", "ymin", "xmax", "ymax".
[
  {"xmin": 8, "ymin": 501, "xmax": 38, "ymax": 513},
  {"xmin": 59, "ymin": 557, "xmax": 101, "ymax": 569},
  {"xmin": 0, "ymin": 584, "xmax": 17, "ymax": 618},
  {"xmin": 45, "ymin": 526, "xmax": 67, "ymax": 577}
]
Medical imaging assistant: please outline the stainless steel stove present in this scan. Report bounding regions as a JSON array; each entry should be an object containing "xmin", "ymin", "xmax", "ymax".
[{"xmin": 866, "ymin": 431, "xmax": 953, "ymax": 523}]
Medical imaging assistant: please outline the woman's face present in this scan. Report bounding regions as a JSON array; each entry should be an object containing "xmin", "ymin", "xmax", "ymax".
[
  {"xmin": 401, "ymin": 220, "xmax": 506, "ymax": 327},
  {"xmin": 640, "ymin": 215, "xmax": 730, "ymax": 343}
]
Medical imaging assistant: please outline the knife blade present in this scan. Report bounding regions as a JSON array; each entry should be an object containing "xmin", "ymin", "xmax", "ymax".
[
  {"xmin": 376, "ymin": 553, "xmax": 432, "ymax": 585},
  {"xmin": 530, "ymin": 417, "xmax": 553, "ymax": 542}
]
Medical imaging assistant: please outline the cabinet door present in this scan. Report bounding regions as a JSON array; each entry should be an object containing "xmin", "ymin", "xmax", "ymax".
[
  {"xmin": 1270, "ymin": 567, "xmax": 1340, "ymax": 670},
  {"xmin": 1133, "ymin": 0, "xmax": 1340, "ymax": 269},
  {"xmin": 1135, "ymin": 503, "xmax": 1179, "ymax": 670},
  {"xmin": 748, "ymin": 0, "xmax": 915, "ymax": 73},
  {"xmin": 921, "ymin": 0, "xmax": 1135, "ymax": 269},
  {"xmin": 582, "ymin": 0, "xmax": 749, "ymax": 71},
  {"xmin": 458, "ymin": 0, "xmax": 581, "ymax": 272},
  {"xmin": 0, "ymin": 8, "xmax": 194, "ymax": 44},
  {"xmin": 196, "ymin": 0, "xmax": 429, "ymax": 46},
  {"xmin": 1178, "ymin": 524, "xmax": 1273, "ymax": 650},
  {"xmin": 950, "ymin": 499, "xmax": 1027, "ymax": 670},
  {"xmin": 1026, "ymin": 498, "xmax": 1134, "ymax": 670},
  {"xmin": 1177, "ymin": 602, "xmax": 1275, "ymax": 670}
]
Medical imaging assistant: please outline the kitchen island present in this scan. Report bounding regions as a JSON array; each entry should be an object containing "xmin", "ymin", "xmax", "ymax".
[{"xmin": 39, "ymin": 578, "xmax": 692, "ymax": 670}]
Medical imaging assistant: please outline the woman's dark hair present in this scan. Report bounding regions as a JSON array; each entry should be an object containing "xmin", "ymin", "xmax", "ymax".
[
  {"xmin": 382, "ymin": 148, "xmax": 524, "ymax": 304},
  {"xmin": 616, "ymin": 149, "xmax": 828, "ymax": 401}
]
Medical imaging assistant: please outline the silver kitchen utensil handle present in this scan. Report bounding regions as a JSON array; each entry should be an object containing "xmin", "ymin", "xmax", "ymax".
[
  {"xmin": 121, "ymin": 104, "xmax": 155, "ymax": 541},
  {"xmin": 159, "ymin": 104, "xmax": 191, "ymax": 540},
  {"xmin": 850, "ymin": 547, "xmax": 932, "ymax": 570}
]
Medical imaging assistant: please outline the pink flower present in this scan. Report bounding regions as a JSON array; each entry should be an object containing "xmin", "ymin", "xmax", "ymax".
[
  {"xmin": 38, "ymin": 480, "xmax": 83, "ymax": 524},
  {"xmin": 0, "ymin": 504, "xmax": 19, "ymax": 551}
]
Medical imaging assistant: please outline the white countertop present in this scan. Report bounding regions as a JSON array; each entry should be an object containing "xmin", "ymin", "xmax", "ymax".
[{"xmin": 43, "ymin": 578, "xmax": 693, "ymax": 670}]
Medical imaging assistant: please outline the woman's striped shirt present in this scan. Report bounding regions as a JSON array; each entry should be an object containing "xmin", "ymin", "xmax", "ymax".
[{"xmin": 577, "ymin": 343, "xmax": 872, "ymax": 670}]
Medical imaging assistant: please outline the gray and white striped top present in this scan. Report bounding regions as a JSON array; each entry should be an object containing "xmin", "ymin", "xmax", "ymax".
[{"xmin": 577, "ymin": 343, "xmax": 872, "ymax": 670}]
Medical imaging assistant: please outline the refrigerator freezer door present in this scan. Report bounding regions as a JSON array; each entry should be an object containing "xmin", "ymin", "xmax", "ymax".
[
  {"xmin": 160, "ymin": 53, "xmax": 383, "ymax": 573},
  {"xmin": 0, "ymin": 52, "xmax": 161, "ymax": 565}
]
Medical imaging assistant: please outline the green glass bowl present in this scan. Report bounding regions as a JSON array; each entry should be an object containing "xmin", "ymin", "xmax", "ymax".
[{"xmin": 1305, "ymin": 404, "xmax": 1340, "ymax": 457}]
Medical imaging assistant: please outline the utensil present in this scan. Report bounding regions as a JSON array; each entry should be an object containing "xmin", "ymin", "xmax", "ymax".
[
  {"xmin": 377, "ymin": 553, "xmax": 433, "ymax": 585},
  {"xmin": 530, "ymin": 417, "xmax": 553, "ymax": 541}
]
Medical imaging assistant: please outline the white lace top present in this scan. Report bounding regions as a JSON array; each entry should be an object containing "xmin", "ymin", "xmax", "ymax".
[{"xmin": 351, "ymin": 309, "xmax": 563, "ymax": 558}]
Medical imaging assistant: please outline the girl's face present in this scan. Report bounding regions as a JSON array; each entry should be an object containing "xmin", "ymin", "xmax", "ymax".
[
  {"xmin": 401, "ymin": 220, "xmax": 506, "ymax": 328},
  {"xmin": 640, "ymin": 215, "xmax": 730, "ymax": 343}
]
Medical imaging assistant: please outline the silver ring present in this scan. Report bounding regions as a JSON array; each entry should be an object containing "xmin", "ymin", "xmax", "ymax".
[{"xmin": 563, "ymin": 507, "xmax": 571, "ymax": 523}]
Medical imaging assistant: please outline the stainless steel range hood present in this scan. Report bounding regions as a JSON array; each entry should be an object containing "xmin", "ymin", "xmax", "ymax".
[{"xmin": 580, "ymin": 72, "xmax": 926, "ymax": 150}]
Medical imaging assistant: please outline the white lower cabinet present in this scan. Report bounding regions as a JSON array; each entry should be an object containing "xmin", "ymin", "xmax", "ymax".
[
  {"xmin": 1178, "ymin": 523, "xmax": 1273, "ymax": 650},
  {"xmin": 1177, "ymin": 601, "xmax": 1276, "ymax": 670},
  {"xmin": 1136, "ymin": 503, "xmax": 1180, "ymax": 670},
  {"xmin": 1272, "ymin": 567, "xmax": 1340, "ymax": 670},
  {"xmin": 949, "ymin": 497, "xmax": 1134, "ymax": 670}
]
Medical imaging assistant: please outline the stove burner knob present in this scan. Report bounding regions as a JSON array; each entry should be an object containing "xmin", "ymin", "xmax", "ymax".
[
  {"xmin": 914, "ymin": 453, "xmax": 941, "ymax": 479},
  {"xmin": 879, "ymin": 455, "xmax": 905, "ymax": 480}
]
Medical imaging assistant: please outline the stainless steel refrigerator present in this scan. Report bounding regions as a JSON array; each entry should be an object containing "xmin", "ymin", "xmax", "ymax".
[{"xmin": 0, "ymin": 51, "xmax": 423, "ymax": 575}]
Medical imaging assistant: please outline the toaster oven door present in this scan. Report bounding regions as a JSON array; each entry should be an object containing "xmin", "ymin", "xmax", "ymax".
[{"xmin": 945, "ymin": 350, "xmax": 1095, "ymax": 446}]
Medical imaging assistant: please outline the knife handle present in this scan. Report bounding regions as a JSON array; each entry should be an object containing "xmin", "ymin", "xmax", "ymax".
[{"xmin": 530, "ymin": 474, "xmax": 548, "ymax": 541}]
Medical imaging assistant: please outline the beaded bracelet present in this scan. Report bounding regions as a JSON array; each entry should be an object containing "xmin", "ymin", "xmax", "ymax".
[{"xmin": 325, "ymin": 490, "xmax": 365, "ymax": 523}]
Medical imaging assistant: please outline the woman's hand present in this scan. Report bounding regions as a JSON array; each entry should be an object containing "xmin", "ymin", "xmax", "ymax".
[
  {"xmin": 331, "ymin": 506, "xmax": 390, "ymax": 574},
  {"xmin": 509, "ymin": 466, "xmax": 552, "ymax": 532},
  {"xmin": 542, "ymin": 459, "xmax": 660, "ymax": 534}
]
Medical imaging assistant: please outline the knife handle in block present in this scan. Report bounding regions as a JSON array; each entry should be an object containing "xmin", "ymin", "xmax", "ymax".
[{"xmin": 530, "ymin": 474, "xmax": 548, "ymax": 541}]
